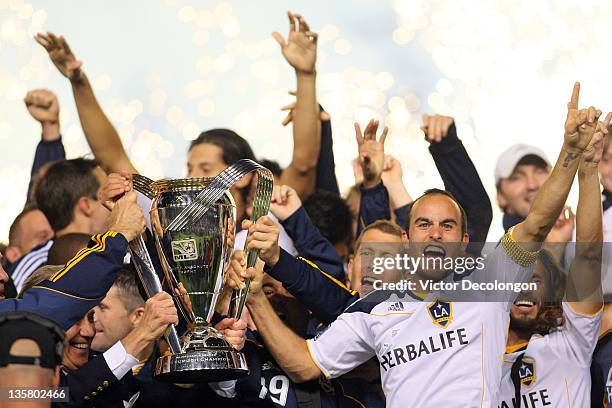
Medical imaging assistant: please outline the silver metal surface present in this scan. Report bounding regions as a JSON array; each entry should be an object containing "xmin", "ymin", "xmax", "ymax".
[
  {"xmin": 128, "ymin": 235, "xmax": 182, "ymax": 354},
  {"xmin": 155, "ymin": 348, "xmax": 248, "ymax": 383}
]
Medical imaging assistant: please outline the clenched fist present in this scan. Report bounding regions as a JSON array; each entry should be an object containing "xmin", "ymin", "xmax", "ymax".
[
  {"xmin": 269, "ymin": 185, "xmax": 301, "ymax": 221},
  {"xmin": 421, "ymin": 114, "xmax": 454, "ymax": 143},
  {"xmin": 24, "ymin": 89, "xmax": 60, "ymax": 141},
  {"xmin": 99, "ymin": 171, "xmax": 133, "ymax": 211},
  {"xmin": 107, "ymin": 191, "xmax": 146, "ymax": 242},
  {"xmin": 243, "ymin": 216, "xmax": 281, "ymax": 267}
]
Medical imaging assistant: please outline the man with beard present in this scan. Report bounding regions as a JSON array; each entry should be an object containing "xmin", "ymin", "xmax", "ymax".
[
  {"xmin": 231, "ymin": 84, "xmax": 601, "ymax": 406},
  {"xmin": 498, "ymin": 113, "xmax": 611, "ymax": 408}
]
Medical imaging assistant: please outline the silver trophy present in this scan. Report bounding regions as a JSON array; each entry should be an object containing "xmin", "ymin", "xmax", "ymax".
[{"xmin": 129, "ymin": 159, "xmax": 273, "ymax": 383}]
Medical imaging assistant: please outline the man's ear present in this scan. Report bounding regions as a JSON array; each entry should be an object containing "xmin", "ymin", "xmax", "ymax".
[
  {"xmin": 347, "ymin": 255, "xmax": 357, "ymax": 290},
  {"xmin": 233, "ymin": 173, "xmax": 253, "ymax": 189},
  {"xmin": 4, "ymin": 246, "xmax": 22, "ymax": 264},
  {"xmin": 76, "ymin": 196, "xmax": 95, "ymax": 217},
  {"xmin": 130, "ymin": 307, "xmax": 145, "ymax": 327}
]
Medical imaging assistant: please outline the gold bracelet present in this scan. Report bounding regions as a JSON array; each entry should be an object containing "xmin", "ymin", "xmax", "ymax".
[{"xmin": 501, "ymin": 226, "xmax": 540, "ymax": 267}]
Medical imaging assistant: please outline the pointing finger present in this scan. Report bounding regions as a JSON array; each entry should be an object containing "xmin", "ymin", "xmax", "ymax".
[{"xmin": 568, "ymin": 82, "xmax": 580, "ymax": 110}]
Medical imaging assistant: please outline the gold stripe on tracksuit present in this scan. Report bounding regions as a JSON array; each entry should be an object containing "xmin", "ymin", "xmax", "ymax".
[
  {"xmin": 298, "ymin": 256, "xmax": 357, "ymax": 295},
  {"xmin": 50, "ymin": 231, "xmax": 116, "ymax": 282}
]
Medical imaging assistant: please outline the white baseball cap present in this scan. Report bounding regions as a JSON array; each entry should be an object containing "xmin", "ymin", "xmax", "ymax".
[{"xmin": 495, "ymin": 144, "xmax": 551, "ymax": 186}]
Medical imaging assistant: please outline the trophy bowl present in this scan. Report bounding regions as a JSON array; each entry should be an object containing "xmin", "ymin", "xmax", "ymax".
[{"xmin": 149, "ymin": 178, "xmax": 248, "ymax": 383}]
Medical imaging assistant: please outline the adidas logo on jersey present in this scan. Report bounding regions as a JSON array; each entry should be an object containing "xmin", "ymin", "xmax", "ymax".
[{"xmin": 388, "ymin": 302, "xmax": 404, "ymax": 312}]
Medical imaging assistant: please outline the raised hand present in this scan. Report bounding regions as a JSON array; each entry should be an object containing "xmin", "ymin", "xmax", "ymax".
[
  {"xmin": 243, "ymin": 216, "xmax": 281, "ymax": 267},
  {"xmin": 381, "ymin": 155, "xmax": 402, "ymax": 185},
  {"xmin": 107, "ymin": 191, "xmax": 146, "ymax": 242},
  {"xmin": 34, "ymin": 32, "xmax": 83, "ymax": 82},
  {"xmin": 280, "ymin": 91, "xmax": 330, "ymax": 126},
  {"xmin": 583, "ymin": 112, "xmax": 612, "ymax": 165},
  {"xmin": 215, "ymin": 318, "xmax": 247, "ymax": 351},
  {"xmin": 421, "ymin": 114, "xmax": 454, "ymax": 143},
  {"xmin": 99, "ymin": 171, "xmax": 132, "ymax": 211},
  {"xmin": 564, "ymin": 82, "xmax": 600, "ymax": 153},
  {"xmin": 269, "ymin": 185, "xmax": 302, "ymax": 221},
  {"xmin": 24, "ymin": 88, "xmax": 60, "ymax": 141},
  {"xmin": 545, "ymin": 206, "xmax": 575, "ymax": 244},
  {"xmin": 355, "ymin": 119, "xmax": 388, "ymax": 188},
  {"xmin": 227, "ymin": 250, "xmax": 265, "ymax": 296},
  {"xmin": 272, "ymin": 12, "xmax": 317, "ymax": 74},
  {"xmin": 24, "ymin": 89, "xmax": 59, "ymax": 125}
]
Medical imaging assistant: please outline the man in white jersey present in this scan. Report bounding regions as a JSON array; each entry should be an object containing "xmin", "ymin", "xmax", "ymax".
[
  {"xmin": 498, "ymin": 112, "xmax": 611, "ymax": 408},
  {"xmin": 232, "ymin": 84, "xmax": 602, "ymax": 407}
]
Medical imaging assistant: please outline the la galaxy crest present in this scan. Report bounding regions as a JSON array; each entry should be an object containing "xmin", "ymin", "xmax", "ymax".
[
  {"xmin": 427, "ymin": 299, "xmax": 452, "ymax": 328},
  {"xmin": 519, "ymin": 358, "xmax": 536, "ymax": 388}
]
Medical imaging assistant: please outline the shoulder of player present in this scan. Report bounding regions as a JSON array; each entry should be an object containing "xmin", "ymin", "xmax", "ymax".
[{"xmin": 342, "ymin": 290, "xmax": 420, "ymax": 316}]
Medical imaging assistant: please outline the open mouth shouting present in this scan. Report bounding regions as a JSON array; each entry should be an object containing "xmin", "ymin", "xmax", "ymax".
[
  {"xmin": 513, "ymin": 298, "xmax": 537, "ymax": 314},
  {"xmin": 422, "ymin": 244, "xmax": 446, "ymax": 258}
]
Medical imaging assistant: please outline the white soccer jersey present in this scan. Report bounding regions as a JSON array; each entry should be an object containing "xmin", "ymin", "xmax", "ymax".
[
  {"xmin": 498, "ymin": 303, "xmax": 603, "ymax": 408},
  {"xmin": 307, "ymin": 241, "xmax": 532, "ymax": 407}
]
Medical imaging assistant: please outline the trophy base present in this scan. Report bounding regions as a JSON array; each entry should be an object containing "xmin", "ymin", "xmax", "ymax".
[{"xmin": 154, "ymin": 349, "xmax": 249, "ymax": 383}]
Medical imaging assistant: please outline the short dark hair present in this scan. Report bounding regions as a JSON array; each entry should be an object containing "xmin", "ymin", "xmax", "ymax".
[
  {"xmin": 258, "ymin": 159, "xmax": 282, "ymax": 178},
  {"xmin": 47, "ymin": 233, "xmax": 92, "ymax": 265},
  {"xmin": 112, "ymin": 269, "xmax": 145, "ymax": 313},
  {"xmin": 404, "ymin": 188, "xmax": 468, "ymax": 236},
  {"xmin": 8, "ymin": 203, "xmax": 39, "ymax": 246},
  {"xmin": 189, "ymin": 129, "xmax": 255, "ymax": 166},
  {"xmin": 34, "ymin": 159, "xmax": 100, "ymax": 232},
  {"xmin": 303, "ymin": 190, "xmax": 353, "ymax": 246}
]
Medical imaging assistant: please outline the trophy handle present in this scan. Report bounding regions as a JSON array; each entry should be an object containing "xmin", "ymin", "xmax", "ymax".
[
  {"xmin": 228, "ymin": 168, "xmax": 274, "ymax": 320},
  {"xmin": 129, "ymin": 235, "xmax": 183, "ymax": 354}
]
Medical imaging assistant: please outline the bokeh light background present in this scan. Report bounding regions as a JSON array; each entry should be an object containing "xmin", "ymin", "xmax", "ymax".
[{"xmin": 1, "ymin": 0, "xmax": 611, "ymax": 242}]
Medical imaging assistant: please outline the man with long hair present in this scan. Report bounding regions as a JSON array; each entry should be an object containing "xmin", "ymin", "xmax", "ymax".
[{"xmin": 498, "ymin": 113, "xmax": 611, "ymax": 407}]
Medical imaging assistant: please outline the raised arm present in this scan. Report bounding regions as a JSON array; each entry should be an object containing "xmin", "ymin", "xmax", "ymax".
[
  {"xmin": 35, "ymin": 32, "xmax": 136, "ymax": 174},
  {"xmin": 513, "ymin": 83, "xmax": 601, "ymax": 249},
  {"xmin": 274, "ymin": 12, "xmax": 321, "ymax": 199},
  {"xmin": 423, "ymin": 115, "xmax": 492, "ymax": 250},
  {"xmin": 24, "ymin": 89, "xmax": 65, "ymax": 202},
  {"xmin": 566, "ymin": 113, "xmax": 610, "ymax": 315},
  {"xmin": 230, "ymin": 243, "xmax": 321, "ymax": 383},
  {"xmin": 354, "ymin": 119, "xmax": 391, "ymax": 236},
  {"xmin": 271, "ymin": 185, "xmax": 344, "ymax": 280}
]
